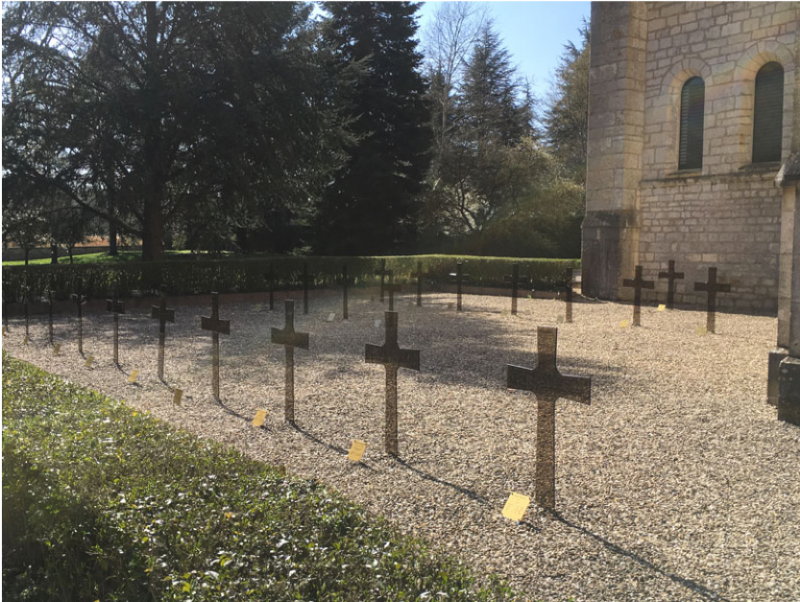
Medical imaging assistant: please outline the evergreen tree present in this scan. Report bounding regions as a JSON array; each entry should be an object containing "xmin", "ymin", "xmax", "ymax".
[
  {"xmin": 313, "ymin": 2, "xmax": 431, "ymax": 255},
  {"xmin": 544, "ymin": 21, "xmax": 590, "ymax": 184}
]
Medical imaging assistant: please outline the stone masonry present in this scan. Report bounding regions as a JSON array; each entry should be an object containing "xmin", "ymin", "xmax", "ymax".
[{"xmin": 584, "ymin": 2, "xmax": 800, "ymax": 313}]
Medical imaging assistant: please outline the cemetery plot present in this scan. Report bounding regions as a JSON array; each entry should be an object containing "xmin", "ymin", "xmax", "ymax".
[{"xmin": 6, "ymin": 291, "xmax": 797, "ymax": 602}]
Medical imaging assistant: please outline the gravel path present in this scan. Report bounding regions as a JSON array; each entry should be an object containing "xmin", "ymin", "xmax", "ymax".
[{"xmin": 4, "ymin": 289, "xmax": 799, "ymax": 602}]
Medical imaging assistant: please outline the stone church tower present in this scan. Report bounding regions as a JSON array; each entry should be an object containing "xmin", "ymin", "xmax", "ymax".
[{"xmin": 583, "ymin": 1, "xmax": 800, "ymax": 313}]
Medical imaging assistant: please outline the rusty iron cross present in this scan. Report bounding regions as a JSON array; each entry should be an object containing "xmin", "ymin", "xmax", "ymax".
[
  {"xmin": 375, "ymin": 259, "xmax": 388, "ymax": 303},
  {"xmin": 507, "ymin": 326, "xmax": 591, "ymax": 510},
  {"xmin": 413, "ymin": 260, "xmax": 424, "ymax": 307},
  {"xmin": 200, "ymin": 292, "xmax": 230, "ymax": 401},
  {"xmin": 563, "ymin": 268, "xmax": 575, "ymax": 323},
  {"xmin": 106, "ymin": 296, "xmax": 126, "ymax": 364},
  {"xmin": 271, "ymin": 299, "xmax": 309, "ymax": 423},
  {"xmin": 658, "ymin": 260, "xmax": 684, "ymax": 310},
  {"xmin": 623, "ymin": 266, "xmax": 655, "ymax": 326},
  {"xmin": 264, "ymin": 264, "xmax": 276, "ymax": 311},
  {"xmin": 694, "ymin": 267, "xmax": 731, "ymax": 334},
  {"xmin": 72, "ymin": 278, "xmax": 85, "ymax": 355},
  {"xmin": 449, "ymin": 262, "xmax": 469, "ymax": 312},
  {"xmin": 337, "ymin": 264, "xmax": 354, "ymax": 320},
  {"xmin": 302, "ymin": 262, "xmax": 310, "ymax": 315},
  {"xmin": 504, "ymin": 264, "xmax": 531, "ymax": 315},
  {"xmin": 150, "ymin": 285, "xmax": 175, "ymax": 380},
  {"xmin": 386, "ymin": 270, "xmax": 402, "ymax": 311},
  {"xmin": 365, "ymin": 311, "xmax": 420, "ymax": 456}
]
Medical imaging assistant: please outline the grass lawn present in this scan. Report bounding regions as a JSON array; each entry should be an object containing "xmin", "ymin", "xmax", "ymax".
[
  {"xmin": 2, "ymin": 250, "xmax": 195, "ymax": 266},
  {"xmin": 2, "ymin": 355, "xmax": 515, "ymax": 602}
]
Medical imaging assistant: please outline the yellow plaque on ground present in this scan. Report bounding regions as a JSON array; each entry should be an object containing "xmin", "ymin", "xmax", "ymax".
[
  {"xmin": 619, "ymin": 320, "xmax": 629, "ymax": 329},
  {"xmin": 696, "ymin": 326, "xmax": 708, "ymax": 336},
  {"xmin": 502, "ymin": 492, "xmax": 531, "ymax": 522},
  {"xmin": 252, "ymin": 409, "xmax": 267, "ymax": 427},
  {"xmin": 326, "ymin": 312, "xmax": 335, "ymax": 322},
  {"xmin": 84, "ymin": 355, "xmax": 94, "ymax": 368},
  {"xmin": 348, "ymin": 439, "xmax": 367, "ymax": 462},
  {"xmin": 128, "ymin": 369, "xmax": 139, "ymax": 383},
  {"xmin": 657, "ymin": 304, "xmax": 666, "ymax": 312},
  {"xmin": 172, "ymin": 389, "xmax": 183, "ymax": 406},
  {"xmin": 53, "ymin": 343, "xmax": 62, "ymax": 355}
]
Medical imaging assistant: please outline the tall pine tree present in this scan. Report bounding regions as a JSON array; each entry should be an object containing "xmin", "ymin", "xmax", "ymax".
[{"xmin": 313, "ymin": 2, "xmax": 431, "ymax": 255}]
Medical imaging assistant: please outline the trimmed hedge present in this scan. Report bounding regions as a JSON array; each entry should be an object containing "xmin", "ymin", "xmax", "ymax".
[{"xmin": 2, "ymin": 255, "xmax": 579, "ymax": 302}]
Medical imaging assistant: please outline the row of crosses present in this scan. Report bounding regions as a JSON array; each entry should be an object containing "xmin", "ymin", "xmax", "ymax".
[{"xmin": 624, "ymin": 264, "xmax": 731, "ymax": 331}]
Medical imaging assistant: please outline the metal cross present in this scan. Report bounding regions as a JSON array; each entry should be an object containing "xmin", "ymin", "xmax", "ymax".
[
  {"xmin": 22, "ymin": 280, "xmax": 30, "ymax": 339},
  {"xmin": 413, "ymin": 260, "xmax": 424, "ymax": 307},
  {"xmin": 694, "ymin": 267, "xmax": 731, "ymax": 334},
  {"xmin": 271, "ymin": 299, "xmax": 309, "ymax": 423},
  {"xmin": 264, "ymin": 264, "xmax": 276, "ymax": 311},
  {"xmin": 72, "ymin": 277, "xmax": 85, "ymax": 355},
  {"xmin": 337, "ymin": 264, "xmax": 354, "ymax": 320},
  {"xmin": 106, "ymin": 295, "xmax": 125, "ymax": 364},
  {"xmin": 47, "ymin": 288, "xmax": 54, "ymax": 346},
  {"xmin": 658, "ymin": 260, "xmax": 684, "ymax": 310},
  {"xmin": 150, "ymin": 285, "xmax": 175, "ymax": 380},
  {"xmin": 302, "ymin": 262, "xmax": 310, "ymax": 315},
  {"xmin": 200, "ymin": 292, "xmax": 231, "ymax": 401},
  {"xmin": 365, "ymin": 311, "xmax": 420, "ymax": 456},
  {"xmin": 375, "ymin": 259, "xmax": 388, "ymax": 303},
  {"xmin": 386, "ymin": 270, "xmax": 402, "ymax": 311},
  {"xmin": 504, "ymin": 264, "xmax": 531, "ymax": 315},
  {"xmin": 449, "ymin": 262, "xmax": 469, "ymax": 312},
  {"xmin": 507, "ymin": 326, "xmax": 591, "ymax": 510},
  {"xmin": 563, "ymin": 267, "xmax": 575, "ymax": 323},
  {"xmin": 622, "ymin": 266, "xmax": 655, "ymax": 326}
]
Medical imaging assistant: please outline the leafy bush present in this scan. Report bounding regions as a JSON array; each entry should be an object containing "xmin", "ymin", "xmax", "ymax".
[
  {"xmin": 2, "ymin": 255, "xmax": 579, "ymax": 302},
  {"xmin": 2, "ymin": 355, "xmax": 515, "ymax": 601}
]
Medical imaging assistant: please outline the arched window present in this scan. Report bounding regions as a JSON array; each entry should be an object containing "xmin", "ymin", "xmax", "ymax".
[
  {"xmin": 679, "ymin": 77, "xmax": 705, "ymax": 170},
  {"xmin": 752, "ymin": 61, "xmax": 784, "ymax": 163}
]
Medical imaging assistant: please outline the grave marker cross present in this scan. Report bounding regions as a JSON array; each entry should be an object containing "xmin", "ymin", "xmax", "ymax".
[
  {"xmin": 200, "ymin": 292, "xmax": 230, "ymax": 401},
  {"xmin": 47, "ymin": 288, "xmax": 54, "ymax": 346},
  {"xmin": 386, "ymin": 270, "xmax": 402, "ymax": 311},
  {"xmin": 271, "ymin": 299, "xmax": 309, "ymax": 423},
  {"xmin": 449, "ymin": 262, "xmax": 469, "ymax": 312},
  {"xmin": 302, "ymin": 262, "xmax": 310, "ymax": 315},
  {"xmin": 658, "ymin": 260, "xmax": 685, "ymax": 310},
  {"xmin": 622, "ymin": 266, "xmax": 655, "ymax": 326},
  {"xmin": 413, "ymin": 260, "xmax": 424, "ymax": 307},
  {"xmin": 375, "ymin": 259, "xmax": 388, "ymax": 303},
  {"xmin": 72, "ymin": 278, "xmax": 85, "ymax": 354},
  {"xmin": 337, "ymin": 264, "xmax": 354, "ymax": 320},
  {"xmin": 365, "ymin": 311, "xmax": 420, "ymax": 455},
  {"xmin": 150, "ymin": 286, "xmax": 176, "ymax": 380},
  {"xmin": 106, "ymin": 296, "xmax": 125, "ymax": 364},
  {"xmin": 504, "ymin": 264, "xmax": 531, "ymax": 315},
  {"xmin": 264, "ymin": 264, "xmax": 276, "ymax": 311},
  {"xmin": 563, "ymin": 268, "xmax": 575, "ymax": 323},
  {"xmin": 507, "ymin": 326, "xmax": 591, "ymax": 510},
  {"xmin": 694, "ymin": 267, "xmax": 731, "ymax": 334}
]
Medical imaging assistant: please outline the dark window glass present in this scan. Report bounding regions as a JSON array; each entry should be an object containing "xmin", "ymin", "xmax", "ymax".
[
  {"xmin": 679, "ymin": 77, "xmax": 705, "ymax": 170},
  {"xmin": 752, "ymin": 62, "xmax": 784, "ymax": 164}
]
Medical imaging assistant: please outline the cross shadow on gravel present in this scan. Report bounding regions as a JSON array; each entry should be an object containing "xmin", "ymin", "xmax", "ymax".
[
  {"xmin": 545, "ymin": 509, "xmax": 730, "ymax": 602},
  {"xmin": 392, "ymin": 457, "xmax": 490, "ymax": 506}
]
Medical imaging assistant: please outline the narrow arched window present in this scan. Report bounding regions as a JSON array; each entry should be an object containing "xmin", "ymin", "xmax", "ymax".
[
  {"xmin": 679, "ymin": 77, "xmax": 705, "ymax": 170},
  {"xmin": 752, "ymin": 61, "xmax": 784, "ymax": 163}
]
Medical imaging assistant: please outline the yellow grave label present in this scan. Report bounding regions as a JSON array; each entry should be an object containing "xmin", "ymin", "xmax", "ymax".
[
  {"xmin": 348, "ymin": 440, "xmax": 367, "ymax": 462},
  {"xmin": 252, "ymin": 409, "xmax": 267, "ymax": 427},
  {"xmin": 619, "ymin": 320, "xmax": 629, "ymax": 329},
  {"xmin": 53, "ymin": 343, "xmax": 62, "ymax": 355},
  {"xmin": 84, "ymin": 355, "xmax": 94, "ymax": 367},
  {"xmin": 172, "ymin": 389, "xmax": 183, "ymax": 406},
  {"xmin": 128, "ymin": 370, "xmax": 139, "ymax": 384},
  {"xmin": 23, "ymin": 335, "xmax": 30, "ymax": 345},
  {"xmin": 502, "ymin": 492, "xmax": 531, "ymax": 522},
  {"xmin": 657, "ymin": 304, "xmax": 666, "ymax": 312},
  {"xmin": 696, "ymin": 326, "xmax": 708, "ymax": 336},
  {"xmin": 326, "ymin": 313, "xmax": 336, "ymax": 322}
]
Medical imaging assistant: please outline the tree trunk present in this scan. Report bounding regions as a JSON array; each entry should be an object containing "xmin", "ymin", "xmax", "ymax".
[
  {"xmin": 24, "ymin": 249, "xmax": 29, "ymax": 265},
  {"xmin": 141, "ymin": 199, "xmax": 164, "ymax": 261},
  {"xmin": 109, "ymin": 220, "xmax": 118, "ymax": 256},
  {"xmin": 69, "ymin": 247, "xmax": 74, "ymax": 264}
]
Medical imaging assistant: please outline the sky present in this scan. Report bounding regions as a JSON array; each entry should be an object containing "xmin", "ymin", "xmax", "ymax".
[{"xmin": 416, "ymin": 1, "xmax": 590, "ymax": 103}]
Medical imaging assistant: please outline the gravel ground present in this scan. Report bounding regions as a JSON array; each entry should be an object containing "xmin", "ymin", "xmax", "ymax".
[{"xmin": 4, "ymin": 289, "xmax": 799, "ymax": 602}]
